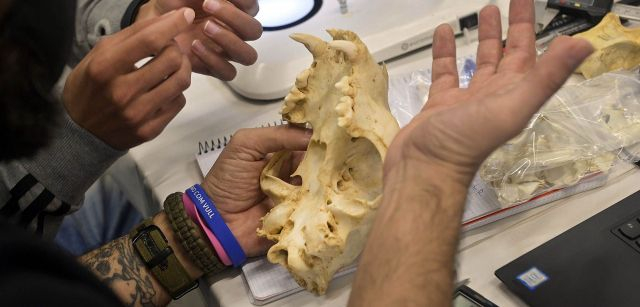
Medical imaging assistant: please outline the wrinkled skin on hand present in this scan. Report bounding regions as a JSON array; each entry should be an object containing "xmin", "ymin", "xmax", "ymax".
[{"xmin": 257, "ymin": 30, "xmax": 399, "ymax": 294}]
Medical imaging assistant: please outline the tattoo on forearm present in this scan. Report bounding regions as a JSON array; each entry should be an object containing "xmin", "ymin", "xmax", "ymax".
[{"xmin": 79, "ymin": 236, "xmax": 159, "ymax": 307}]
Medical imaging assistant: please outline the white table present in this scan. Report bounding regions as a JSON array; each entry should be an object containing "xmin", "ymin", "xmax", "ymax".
[{"xmin": 128, "ymin": 4, "xmax": 640, "ymax": 306}]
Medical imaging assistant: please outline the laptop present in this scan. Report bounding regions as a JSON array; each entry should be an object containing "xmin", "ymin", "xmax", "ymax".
[{"xmin": 495, "ymin": 189, "xmax": 640, "ymax": 307}]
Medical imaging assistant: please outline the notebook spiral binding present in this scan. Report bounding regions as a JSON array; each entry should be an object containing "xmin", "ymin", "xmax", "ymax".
[{"xmin": 197, "ymin": 120, "xmax": 288, "ymax": 155}]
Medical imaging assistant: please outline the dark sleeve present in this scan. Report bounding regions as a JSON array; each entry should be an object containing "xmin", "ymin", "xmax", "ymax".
[
  {"xmin": 0, "ymin": 111, "xmax": 124, "ymax": 240},
  {"xmin": 0, "ymin": 219, "xmax": 124, "ymax": 307}
]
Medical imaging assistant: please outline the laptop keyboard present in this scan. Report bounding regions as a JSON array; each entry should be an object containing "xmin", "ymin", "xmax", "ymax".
[{"xmin": 613, "ymin": 215, "xmax": 640, "ymax": 253}]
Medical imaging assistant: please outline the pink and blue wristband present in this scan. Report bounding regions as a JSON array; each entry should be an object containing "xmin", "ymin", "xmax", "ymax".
[
  {"xmin": 185, "ymin": 184, "xmax": 246, "ymax": 267},
  {"xmin": 182, "ymin": 193, "xmax": 232, "ymax": 266}
]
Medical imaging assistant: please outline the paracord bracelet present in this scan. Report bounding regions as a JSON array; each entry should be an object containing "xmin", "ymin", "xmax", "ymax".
[
  {"xmin": 164, "ymin": 193, "xmax": 226, "ymax": 274},
  {"xmin": 185, "ymin": 184, "xmax": 246, "ymax": 267},
  {"xmin": 182, "ymin": 193, "xmax": 232, "ymax": 266}
]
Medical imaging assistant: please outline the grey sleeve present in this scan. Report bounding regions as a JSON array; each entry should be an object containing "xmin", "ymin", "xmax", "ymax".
[
  {"xmin": 0, "ymin": 109, "xmax": 124, "ymax": 239},
  {"xmin": 69, "ymin": 0, "xmax": 134, "ymax": 66}
]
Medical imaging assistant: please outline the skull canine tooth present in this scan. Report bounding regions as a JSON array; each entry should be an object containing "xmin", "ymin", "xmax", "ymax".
[
  {"xmin": 259, "ymin": 29, "xmax": 399, "ymax": 294},
  {"xmin": 290, "ymin": 33, "xmax": 328, "ymax": 57},
  {"xmin": 328, "ymin": 40, "xmax": 359, "ymax": 60}
]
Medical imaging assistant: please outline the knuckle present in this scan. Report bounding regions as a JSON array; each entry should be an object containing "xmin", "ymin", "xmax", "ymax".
[
  {"xmin": 141, "ymin": 33, "xmax": 165, "ymax": 54},
  {"xmin": 93, "ymin": 36, "xmax": 113, "ymax": 50},
  {"xmin": 232, "ymin": 128, "xmax": 252, "ymax": 143},
  {"xmin": 135, "ymin": 127, "xmax": 159, "ymax": 143},
  {"xmin": 111, "ymin": 86, "xmax": 135, "ymax": 104},
  {"xmin": 165, "ymin": 48, "xmax": 183, "ymax": 70},
  {"xmin": 121, "ymin": 108, "xmax": 143, "ymax": 127},
  {"xmin": 86, "ymin": 58, "xmax": 109, "ymax": 83}
]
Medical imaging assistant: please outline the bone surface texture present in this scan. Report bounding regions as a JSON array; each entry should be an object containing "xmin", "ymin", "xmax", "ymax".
[{"xmin": 257, "ymin": 29, "xmax": 399, "ymax": 294}]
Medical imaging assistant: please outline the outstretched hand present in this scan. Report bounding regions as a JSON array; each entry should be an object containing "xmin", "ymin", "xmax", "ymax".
[
  {"xmin": 201, "ymin": 126, "xmax": 310, "ymax": 256},
  {"xmin": 136, "ymin": 0, "xmax": 262, "ymax": 80},
  {"xmin": 385, "ymin": 0, "xmax": 594, "ymax": 182}
]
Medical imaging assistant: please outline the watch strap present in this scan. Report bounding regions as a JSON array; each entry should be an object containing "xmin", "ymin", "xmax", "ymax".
[
  {"xmin": 164, "ymin": 192, "xmax": 226, "ymax": 274},
  {"xmin": 130, "ymin": 218, "xmax": 198, "ymax": 299}
]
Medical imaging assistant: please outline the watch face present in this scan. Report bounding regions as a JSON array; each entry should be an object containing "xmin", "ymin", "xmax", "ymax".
[{"xmin": 453, "ymin": 293, "xmax": 482, "ymax": 307}]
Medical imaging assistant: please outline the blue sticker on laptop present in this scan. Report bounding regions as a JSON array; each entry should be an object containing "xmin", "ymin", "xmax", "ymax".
[{"xmin": 516, "ymin": 267, "xmax": 549, "ymax": 291}]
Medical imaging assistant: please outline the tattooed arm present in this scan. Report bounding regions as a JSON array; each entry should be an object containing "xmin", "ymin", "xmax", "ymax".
[{"xmin": 79, "ymin": 212, "xmax": 203, "ymax": 307}]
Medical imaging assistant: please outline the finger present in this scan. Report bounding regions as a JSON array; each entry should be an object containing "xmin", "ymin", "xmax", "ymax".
[
  {"xmin": 191, "ymin": 39, "xmax": 238, "ymax": 81},
  {"xmin": 105, "ymin": 11, "xmax": 173, "ymax": 45},
  {"xmin": 110, "ymin": 8, "xmax": 195, "ymax": 73},
  {"xmin": 228, "ymin": 126, "xmax": 312, "ymax": 160},
  {"xmin": 137, "ymin": 55, "xmax": 192, "ymax": 116},
  {"xmin": 203, "ymin": 21, "xmax": 258, "ymax": 65},
  {"xmin": 498, "ymin": 0, "xmax": 536, "ymax": 73},
  {"xmin": 127, "ymin": 41, "xmax": 184, "ymax": 93},
  {"xmin": 203, "ymin": 0, "xmax": 262, "ymax": 40},
  {"xmin": 499, "ymin": 37, "xmax": 593, "ymax": 126},
  {"xmin": 469, "ymin": 5, "xmax": 503, "ymax": 87},
  {"xmin": 228, "ymin": 0, "xmax": 260, "ymax": 16},
  {"xmin": 429, "ymin": 24, "xmax": 459, "ymax": 99},
  {"xmin": 137, "ymin": 95, "xmax": 187, "ymax": 142}
]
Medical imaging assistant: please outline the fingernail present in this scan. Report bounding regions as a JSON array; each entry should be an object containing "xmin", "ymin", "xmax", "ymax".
[
  {"xmin": 304, "ymin": 129, "xmax": 313, "ymax": 138},
  {"xmin": 184, "ymin": 8, "xmax": 195, "ymax": 23},
  {"xmin": 204, "ymin": 21, "xmax": 221, "ymax": 36},
  {"xmin": 203, "ymin": 0, "xmax": 221, "ymax": 13},
  {"xmin": 192, "ymin": 39, "xmax": 206, "ymax": 54}
]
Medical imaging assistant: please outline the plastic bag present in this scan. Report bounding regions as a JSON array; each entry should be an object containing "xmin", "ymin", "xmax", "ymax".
[
  {"xmin": 387, "ymin": 55, "xmax": 476, "ymax": 127},
  {"xmin": 387, "ymin": 61, "xmax": 640, "ymax": 206},
  {"xmin": 480, "ymin": 70, "xmax": 640, "ymax": 205}
]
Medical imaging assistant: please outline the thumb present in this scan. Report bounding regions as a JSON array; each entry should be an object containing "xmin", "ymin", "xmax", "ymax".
[{"xmin": 226, "ymin": 126, "xmax": 312, "ymax": 160}]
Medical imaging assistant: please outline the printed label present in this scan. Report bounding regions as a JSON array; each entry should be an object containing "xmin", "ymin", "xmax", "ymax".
[{"xmin": 517, "ymin": 267, "xmax": 549, "ymax": 291}]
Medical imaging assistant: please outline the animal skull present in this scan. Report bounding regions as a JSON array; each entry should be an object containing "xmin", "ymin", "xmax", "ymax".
[
  {"xmin": 257, "ymin": 29, "xmax": 399, "ymax": 294},
  {"xmin": 574, "ymin": 13, "xmax": 640, "ymax": 79}
]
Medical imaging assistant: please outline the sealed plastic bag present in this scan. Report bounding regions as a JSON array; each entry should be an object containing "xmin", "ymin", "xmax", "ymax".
[
  {"xmin": 388, "ymin": 65, "xmax": 640, "ymax": 206},
  {"xmin": 480, "ymin": 70, "xmax": 640, "ymax": 205}
]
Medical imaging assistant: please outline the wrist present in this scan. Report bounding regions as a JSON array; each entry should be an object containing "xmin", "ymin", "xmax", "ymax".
[
  {"xmin": 152, "ymin": 211, "xmax": 204, "ymax": 280},
  {"xmin": 384, "ymin": 158, "xmax": 473, "ymax": 192},
  {"xmin": 383, "ymin": 158, "xmax": 472, "ymax": 218}
]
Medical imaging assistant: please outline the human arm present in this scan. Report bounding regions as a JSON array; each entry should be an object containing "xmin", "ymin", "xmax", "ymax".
[
  {"xmin": 348, "ymin": 0, "xmax": 594, "ymax": 305},
  {"xmin": 78, "ymin": 126, "xmax": 309, "ymax": 305},
  {"xmin": 79, "ymin": 211, "xmax": 202, "ymax": 306},
  {"xmin": 0, "ymin": 8, "xmax": 195, "ymax": 239}
]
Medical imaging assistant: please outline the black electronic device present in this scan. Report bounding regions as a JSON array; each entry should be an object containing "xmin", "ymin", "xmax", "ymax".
[
  {"xmin": 547, "ymin": 0, "xmax": 613, "ymax": 20},
  {"xmin": 495, "ymin": 189, "xmax": 640, "ymax": 306},
  {"xmin": 453, "ymin": 285, "xmax": 499, "ymax": 307}
]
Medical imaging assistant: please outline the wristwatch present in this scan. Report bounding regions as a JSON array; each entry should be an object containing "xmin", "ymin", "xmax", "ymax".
[{"xmin": 130, "ymin": 218, "xmax": 198, "ymax": 299}]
